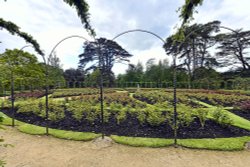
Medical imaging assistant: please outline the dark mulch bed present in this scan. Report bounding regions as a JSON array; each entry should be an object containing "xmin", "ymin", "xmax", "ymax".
[
  {"xmin": 229, "ymin": 109, "xmax": 250, "ymax": 121},
  {"xmin": 2, "ymin": 108, "xmax": 250, "ymax": 139}
]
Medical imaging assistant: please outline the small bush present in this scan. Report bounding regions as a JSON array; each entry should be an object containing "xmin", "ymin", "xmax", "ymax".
[
  {"xmin": 212, "ymin": 108, "xmax": 233, "ymax": 127},
  {"xmin": 239, "ymin": 100, "xmax": 250, "ymax": 113},
  {"xmin": 195, "ymin": 108, "xmax": 209, "ymax": 128}
]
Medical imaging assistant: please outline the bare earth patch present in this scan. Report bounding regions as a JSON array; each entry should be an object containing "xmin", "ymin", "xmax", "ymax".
[{"xmin": 1, "ymin": 126, "xmax": 250, "ymax": 167}]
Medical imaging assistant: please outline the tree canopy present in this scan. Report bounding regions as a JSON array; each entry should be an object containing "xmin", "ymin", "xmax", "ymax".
[
  {"xmin": 78, "ymin": 37, "xmax": 132, "ymax": 86},
  {"xmin": 216, "ymin": 30, "xmax": 250, "ymax": 70}
]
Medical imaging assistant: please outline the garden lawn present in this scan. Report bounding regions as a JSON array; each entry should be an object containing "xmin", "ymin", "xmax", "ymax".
[
  {"xmin": 194, "ymin": 100, "xmax": 250, "ymax": 130},
  {"xmin": 112, "ymin": 135, "xmax": 250, "ymax": 151}
]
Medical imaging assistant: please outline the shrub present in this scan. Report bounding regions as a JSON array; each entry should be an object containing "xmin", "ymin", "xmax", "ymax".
[
  {"xmin": 212, "ymin": 108, "xmax": 233, "ymax": 127},
  {"xmin": 146, "ymin": 107, "xmax": 166, "ymax": 126},
  {"xmin": 195, "ymin": 108, "xmax": 209, "ymax": 128},
  {"xmin": 238, "ymin": 100, "xmax": 250, "ymax": 113},
  {"xmin": 14, "ymin": 91, "xmax": 45, "ymax": 99},
  {"xmin": 17, "ymin": 100, "xmax": 65, "ymax": 121}
]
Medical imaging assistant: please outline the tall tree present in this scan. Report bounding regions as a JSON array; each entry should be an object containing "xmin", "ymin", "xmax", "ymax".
[
  {"xmin": 164, "ymin": 21, "xmax": 221, "ymax": 87},
  {"xmin": 216, "ymin": 30, "xmax": 250, "ymax": 71},
  {"xmin": 145, "ymin": 59, "xmax": 170, "ymax": 83},
  {"xmin": 64, "ymin": 68, "xmax": 85, "ymax": 87},
  {"xmin": 123, "ymin": 62, "xmax": 144, "ymax": 83},
  {"xmin": 47, "ymin": 52, "xmax": 61, "ymax": 68},
  {"xmin": 78, "ymin": 38, "xmax": 132, "ymax": 86},
  {"xmin": 0, "ymin": 49, "xmax": 45, "ymax": 90}
]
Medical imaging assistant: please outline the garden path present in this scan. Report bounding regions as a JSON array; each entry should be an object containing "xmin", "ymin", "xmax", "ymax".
[{"xmin": 1, "ymin": 126, "xmax": 250, "ymax": 167}]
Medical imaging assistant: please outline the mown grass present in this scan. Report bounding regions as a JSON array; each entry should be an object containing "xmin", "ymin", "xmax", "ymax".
[
  {"xmin": 18, "ymin": 123, "xmax": 47, "ymax": 135},
  {"xmin": 178, "ymin": 136, "xmax": 250, "ymax": 151},
  {"xmin": 111, "ymin": 135, "xmax": 250, "ymax": 151},
  {"xmin": 17, "ymin": 123, "xmax": 100, "ymax": 141},
  {"xmin": 0, "ymin": 112, "xmax": 23, "ymax": 126},
  {"xmin": 111, "ymin": 135, "xmax": 174, "ymax": 147},
  {"xmin": 49, "ymin": 128, "xmax": 101, "ymax": 141},
  {"xmin": 194, "ymin": 100, "xmax": 250, "ymax": 130}
]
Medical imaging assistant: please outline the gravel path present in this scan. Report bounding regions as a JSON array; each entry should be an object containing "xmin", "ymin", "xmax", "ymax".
[{"xmin": 1, "ymin": 126, "xmax": 250, "ymax": 167}]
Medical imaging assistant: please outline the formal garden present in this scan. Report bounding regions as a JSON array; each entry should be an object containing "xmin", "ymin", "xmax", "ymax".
[
  {"xmin": 1, "ymin": 87, "xmax": 250, "ymax": 151},
  {"xmin": 1, "ymin": 0, "xmax": 250, "ymax": 166}
]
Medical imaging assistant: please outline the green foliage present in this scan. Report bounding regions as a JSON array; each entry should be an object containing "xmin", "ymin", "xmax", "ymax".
[
  {"xmin": 0, "ymin": 49, "xmax": 46, "ymax": 90},
  {"xmin": 112, "ymin": 135, "xmax": 250, "ymax": 151},
  {"xmin": 194, "ymin": 108, "xmax": 208, "ymax": 128},
  {"xmin": 63, "ymin": 0, "xmax": 95, "ymax": 36},
  {"xmin": 179, "ymin": 136, "xmax": 250, "ymax": 151},
  {"xmin": 18, "ymin": 123, "xmax": 46, "ymax": 135},
  {"xmin": 111, "ymin": 135, "xmax": 174, "ymax": 147},
  {"xmin": 67, "ymin": 100, "xmax": 100, "ymax": 122},
  {"xmin": 145, "ymin": 107, "xmax": 166, "ymax": 126},
  {"xmin": 79, "ymin": 38, "xmax": 132, "ymax": 86},
  {"xmin": 116, "ymin": 108, "xmax": 127, "ymax": 124},
  {"xmin": 0, "ymin": 18, "xmax": 44, "ymax": 55},
  {"xmin": 212, "ymin": 108, "xmax": 233, "ymax": 127},
  {"xmin": 178, "ymin": 0, "xmax": 204, "ymax": 25},
  {"xmin": 49, "ymin": 129, "xmax": 100, "ymax": 141},
  {"xmin": 177, "ymin": 104, "xmax": 195, "ymax": 127},
  {"xmin": 17, "ymin": 122, "xmax": 100, "ymax": 140},
  {"xmin": 17, "ymin": 99, "xmax": 65, "ymax": 121}
]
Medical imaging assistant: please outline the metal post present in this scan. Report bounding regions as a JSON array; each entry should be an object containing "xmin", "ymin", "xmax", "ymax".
[
  {"xmin": 173, "ymin": 54, "xmax": 178, "ymax": 147},
  {"xmin": 45, "ymin": 71, "xmax": 49, "ymax": 135},
  {"xmin": 97, "ymin": 44, "xmax": 105, "ymax": 139},
  {"xmin": 11, "ymin": 70, "xmax": 15, "ymax": 127}
]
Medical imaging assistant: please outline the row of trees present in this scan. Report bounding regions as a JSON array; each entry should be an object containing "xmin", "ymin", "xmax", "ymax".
[
  {"xmin": 2, "ymin": 21, "xmax": 249, "ymax": 90},
  {"xmin": 62, "ymin": 20, "xmax": 249, "ymax": 89}
]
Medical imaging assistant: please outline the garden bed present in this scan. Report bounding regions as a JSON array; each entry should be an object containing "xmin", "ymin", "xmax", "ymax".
[
  {"xmin": 2, "ymin": 109, "xmax": 250, "ymax": 139},
  {"xmin": 2, "ymin": 89, "xmax": 250, "ymax": 139},
  {"xmin": 229, "ymin": 109, "xmax": 250, "ymax": 121}
]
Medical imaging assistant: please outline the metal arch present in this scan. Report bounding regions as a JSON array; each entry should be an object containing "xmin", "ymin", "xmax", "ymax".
[
  {"xmin": 171, "ymin": 24, "xmax": 241, "ymax": 146},
  {"xmin": 45, "ymin": 35, "xmax": 92, "ymax": 135},
  {"xmin": 112, "ymin": 29, "xmax": 166, "ymax": 44},
  {"xmin": 48, "ymin": 35, "xmax": 92, "ymax": 63}
]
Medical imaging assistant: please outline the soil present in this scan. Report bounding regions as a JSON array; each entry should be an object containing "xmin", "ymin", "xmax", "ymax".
[
  {"xmin": 1, "ymin": 126, "xmax": 250, "ymax": 167},
  {"xmin": 230, "ymin": 109, "xmax": 250, "ymax": 121},
  {"xmin": 2, "ymin": 109, "xmax": 250, "ymax": 139}
]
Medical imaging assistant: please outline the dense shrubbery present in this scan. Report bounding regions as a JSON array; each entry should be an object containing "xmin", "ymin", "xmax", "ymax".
[
  {"xmin": 4, "ymin": 88, "xmax": 248, "ymax": 130},
  {"xmin": 51, "ymin": 88, "xmax": 116, "ymax": 98},
  {"xmin": 184, "ymin": 92, "xmax": 250, "ymax": 107},
  {"xmin": 17, "ymin": 99, "xmax": 65, "ymax": 121},
  {"xmin": 14, "ymin": 91, "xmax": 45, "ymax": 99},
  {"xmin": 238, "ymin": 100, "xmax": 250, "ymax": 113}
]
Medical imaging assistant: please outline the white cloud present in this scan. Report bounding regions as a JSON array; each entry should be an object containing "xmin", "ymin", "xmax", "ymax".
[
  {"xmin": 193, "ymin": 0, "xmax": 250, "ymax": 30},
  {"xmin": 1, "ymin": 0, "xmax": 250, "ymax": 75}
]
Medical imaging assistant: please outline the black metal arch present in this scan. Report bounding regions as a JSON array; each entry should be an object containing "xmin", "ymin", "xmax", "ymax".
[
  {"xmin": 45, "ymin": 35, "xmax": 93, "ymax": 135},
  {"xmin": 111, "ymin": 29, "xmax": 182, "ymax": 146},
  {"xmin": 112, "ymin": 29, "xmax": 166, "ymax": 44},
  {"xmin": 48, "ymin": 35, "xmax": 92, "ymax": 59}
]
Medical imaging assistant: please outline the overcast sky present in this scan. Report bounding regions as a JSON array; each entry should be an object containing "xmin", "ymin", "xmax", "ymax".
[{"xmin": 1, "ymin": 0, "xmax": 250, "ymax": 74}]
